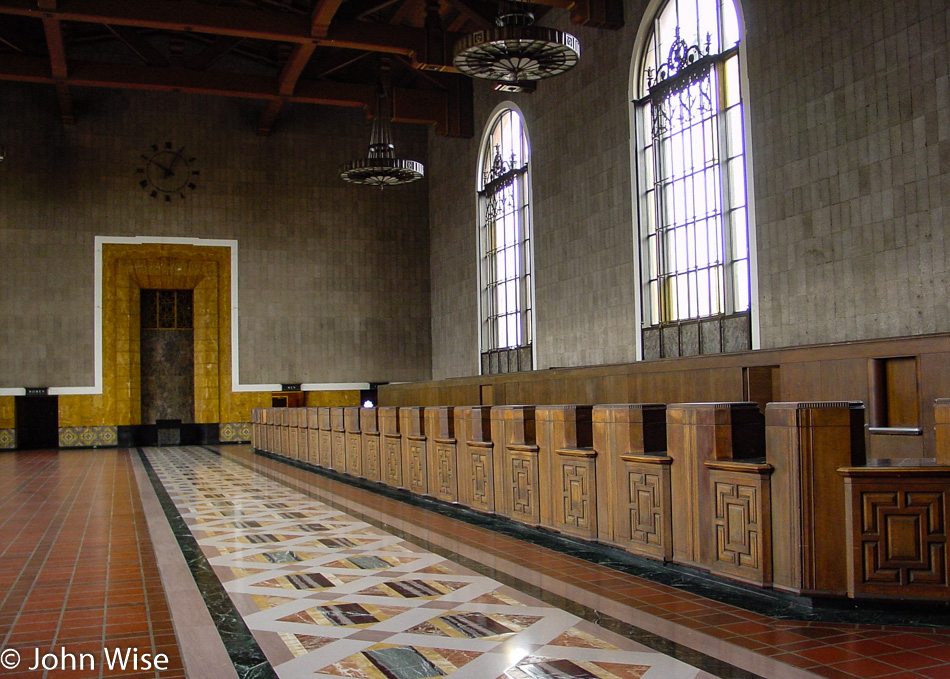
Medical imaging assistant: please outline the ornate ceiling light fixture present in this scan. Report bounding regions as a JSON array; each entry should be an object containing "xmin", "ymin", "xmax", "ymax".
[
  {"xmin": 452, "ymin": 0, "xmax": 580, "ymax": 92},
  {"xmin": 340, "ymin": 59, "xmax": 424, "ymax": 187}
]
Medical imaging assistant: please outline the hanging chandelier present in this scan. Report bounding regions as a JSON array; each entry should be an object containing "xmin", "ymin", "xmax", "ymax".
[
  {"xmin": 453, "ymin": 0, "xmax": 580, "ymax": 88},
  {"xmin": 340, "ymin": 60, "xmax": 424, "ymax": 187}
]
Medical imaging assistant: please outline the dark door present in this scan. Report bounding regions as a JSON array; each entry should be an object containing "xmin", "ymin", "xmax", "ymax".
[{"xmin": 15, "ymin": 395, "xmax": 59, "ymax": 450}]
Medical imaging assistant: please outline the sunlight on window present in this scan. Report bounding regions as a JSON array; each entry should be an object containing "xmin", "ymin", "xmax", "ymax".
[
  {"xmin": 638, "ymin": 0, "xmax": 749, "ymax": 327},
  {"xmin": 479, "ymin": 108, "xmax": 533, "ymax": 363}
]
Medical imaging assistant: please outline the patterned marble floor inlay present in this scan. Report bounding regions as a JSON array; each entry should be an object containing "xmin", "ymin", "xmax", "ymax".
[{"xmin": 144, "ymin": 446, "xmax": 718, "ymax": 679}]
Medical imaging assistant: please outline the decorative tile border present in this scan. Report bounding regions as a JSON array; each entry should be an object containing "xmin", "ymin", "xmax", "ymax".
[
  {"xmin": 0, "ymin": 428, "xmax": 15, "ymax": 449},
  {"xmin": 220, "ymin": 421, "xmax": 251, "ymax": 443},
  {"xmin": 59, "ymin": 425, "xmax": 118, "ymax": 448}
]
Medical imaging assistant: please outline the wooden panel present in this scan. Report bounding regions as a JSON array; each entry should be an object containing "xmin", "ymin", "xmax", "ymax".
[
  {"xmin": 331, "ymin": 431, "xmax": 345, "ymax": 470},
  {"xmin": 308, "ymin": 428, "xmax": 319, "ymax": 465},
  {"xmin": 346, "ymin": 432, "xmax": 361, "ymax": 476},
  {"xmin": 362, "ymin": 434, "xmax": 380, "ymax": 482},
  {"xmin": 537, "ymin": 405, "xmax": 593, "ymax": 532},
  {"xmin": 841, "ymin": 468, "xmax": 950, "ymax": 600},
  {"xmin": 666, "ymin": 402, "xmax": 763, "ymax": 570},
  {"xmin": 707, "ymin": 461, "xmax": 773, "ymax": 586},
  {"xmin": 465, "ymin": 441, "xmax": 494, "ymax": 512},
  {"xmin": 496, "ymin": 407, "xmax": 538, "ymax": 525},
  {"xmin": 297, "ymin": 425, "xmax": 308, "ymax": 462},
  {"xmin": 318, "ymin": 407, "xmax": 332, "ymax": 468},
  {"xmin": 508, "ymin": 446, "xmax": 540, "ymax": 525},
  {"xmin": 426, "ymin": 407, "xmax": 457, "ymax": 503},
  {"xmin": 432, "ymin": 440, "xmax": 457, "ymax": 502},
  {"xmin": 456, "ymin": 406, "xmax": 494, "ymax": 513},
  {"xmin": 360, "ymin": 407, "xmax": 380, "ymax": 482},
  {"xmin": 381, "ymin": 334, "xmax": 950, "ymax": 459},
  {"xmin": 400, "ymin": 407, "xmax": 427, "ymax": 495},
  {"xmin": 885, "ymin": 357, "xmax": 919, "ymax": 428},
  {"xmin": 766, "ymin": 401, "xmax": 865, "ymax": 596},
  {"xmin": 383, "ymin": 435, "xmax": 402, "ymax": 488},
  {"xmin": 936, "ymin": 399, "xmax": 950, "ymax": 464},
  {"xmin": 554, "ymin": 448, "xmax": 597, "ymax": 538},
  {"xmin": 287, "ymin": 411, "xmax": 299, "ymax": 459},
  {"xmin": 592, "ymin": 404, "xmax": 667, "ymax": 545},
  {"xmin": 379, "ymin": 407, "xmax": 401, "ymax": 487},
  {"xmin": 319, "ymin": 430, "xmax": 332, "ymax": 468},
  {"xmin": 618, "ymin": 456, "xmax": 673, "ymax": 560}
]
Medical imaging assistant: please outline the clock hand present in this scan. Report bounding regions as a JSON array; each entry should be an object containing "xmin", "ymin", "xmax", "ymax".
[
  {"xmin": 168, "ymin": 147, "xmax": 187, "ymax": 175},
  {"xmin": 142, "ymin": 154, "xmax": 174, "ymax": 177}
]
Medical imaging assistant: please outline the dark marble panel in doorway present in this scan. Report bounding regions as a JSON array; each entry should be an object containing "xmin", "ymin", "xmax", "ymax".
[{"xmin": 141, "ymin": 328, "xmax": 194, "ymax": 424}]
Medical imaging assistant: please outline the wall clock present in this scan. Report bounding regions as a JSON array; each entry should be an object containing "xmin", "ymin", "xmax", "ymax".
[{"xmin": 137, "ymin": 142, "xmax": 199, "ymax": 201}]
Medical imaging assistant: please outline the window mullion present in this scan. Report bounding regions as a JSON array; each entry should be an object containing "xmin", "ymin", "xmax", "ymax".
[{"xmin": 714, "ymin": 58, "xmax": 735, "ymax": 315}]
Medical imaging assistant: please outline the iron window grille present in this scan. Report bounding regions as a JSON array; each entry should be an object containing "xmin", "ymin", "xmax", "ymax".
[
  {"xmin": 636, "ymin": 0, "xmax": 750, "ymax": 344},
  {"xmin": 478, "ymin": 108, "xmax": 533, "ymax": 374}
]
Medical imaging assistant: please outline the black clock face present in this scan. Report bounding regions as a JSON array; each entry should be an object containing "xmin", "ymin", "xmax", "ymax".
[{"xmin": 137, "ymin": 142, "xmax": 199, "ymax": 201}]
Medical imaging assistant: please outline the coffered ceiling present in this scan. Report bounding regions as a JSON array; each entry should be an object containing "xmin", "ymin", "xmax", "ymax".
[{"xmin": 0, "ymin": 0, "xmax": 621, "ymax": 137}]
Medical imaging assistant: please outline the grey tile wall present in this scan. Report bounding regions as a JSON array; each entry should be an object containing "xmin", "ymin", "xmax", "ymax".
[
  {"xmin": 428, "ymin": 0, "xmax": 950, "ymax": 378},
  {"xmin": 0, "ymin": 86, "xmax": 431, "ymax": 388}
]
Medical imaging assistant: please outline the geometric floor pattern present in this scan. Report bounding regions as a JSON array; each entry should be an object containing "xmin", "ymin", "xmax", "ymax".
[{"xmin": 145, "ymin": 446, "xmax": 718, "ymax": 679}]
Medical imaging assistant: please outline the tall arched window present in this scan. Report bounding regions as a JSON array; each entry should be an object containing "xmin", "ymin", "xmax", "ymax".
[
  {"xmin": 635, "ymin": 0, "xmax": 754, "ymax": 359},
  {"xmin": 478, "ymin": 106, "xmax": 534, "ymax": 375}
]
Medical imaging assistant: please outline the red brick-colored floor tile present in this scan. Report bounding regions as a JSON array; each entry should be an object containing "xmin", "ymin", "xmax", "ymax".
[
  {"xmin": 876, "ymin": 650, "xmax": 946, "ymax": 671},
  {"xmin": 798, "ymin": 646, "xmax": 864, "ymax": 665},
  {"xmin": 809, "ymin": 665, "xmax": 872, "ymax": 679},
  {"xmin": 0, "ymin": 450, "xmax": 185, "ymax": 679},
  {"xmin": 830, "ymin": 657, "xmax": 915, "ymax": 678}
]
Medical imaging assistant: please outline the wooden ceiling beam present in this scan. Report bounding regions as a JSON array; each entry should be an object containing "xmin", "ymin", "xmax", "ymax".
[
  {"xmin": 255, "ymin": 42, "xmax": 316, "ymax": 136},
  {"xmin": 184, "ymin": 35, "xmax": 245, "ymax": 70},
  {"xmin": 0, "ymin": 0, "xmax": 467, "ymax": 61},
  {"xmin": 310, "ymin": 0, "xmax": 346, "ymax": 38},
  {"xmin": 106, "ymin": 24, "xmax": 169, "ymax": 66},
  {"xmin": 277, "ymin": 42, "xmax": 315, "ymax": 95},
  {"xmin": 41, "ymin": 15, "xmax": 74, "ymax": 123},
  {"xmin": 0, "ymin": 54, "xmax": 471, "ymax": 136}
]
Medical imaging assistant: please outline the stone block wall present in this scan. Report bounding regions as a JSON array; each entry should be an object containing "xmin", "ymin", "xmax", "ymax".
[
  {"xmin": 427, "ymin": 0, "xmax": 950, "ymax": 378},
  {"xmin": 0, "ymin": 84, "xmax": 431, "ymax": 393}
]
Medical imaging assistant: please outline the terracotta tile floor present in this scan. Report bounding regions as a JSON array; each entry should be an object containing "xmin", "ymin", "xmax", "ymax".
[
  {"xmin": 2, "ymin": 445, "xmax": 948, "ymax": 679},
  {"xmin": 216, "ymin": 445, "xmax": 950, "ymax": 679},
  {"xmin": 0, "ymin": 450, "xmax": 186, "ymax": 679}
]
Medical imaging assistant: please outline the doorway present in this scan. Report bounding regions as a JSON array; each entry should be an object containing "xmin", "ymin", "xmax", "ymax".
[
  {"xmin": 15, "ymin": 395, "xmax": 59, "ymax": 450},
  {"xmin": 140, "ymin": 289, "xmax": 195, "ymax": 428}
]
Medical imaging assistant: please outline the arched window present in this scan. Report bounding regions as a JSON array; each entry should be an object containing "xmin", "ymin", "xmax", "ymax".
[
  {"xmin": 635, "ymin": 0, "xmax": 754, "ymax": 358},
  {"xmin": 478, "ymin": 106, "xmax": 534, "ymax": 374}
]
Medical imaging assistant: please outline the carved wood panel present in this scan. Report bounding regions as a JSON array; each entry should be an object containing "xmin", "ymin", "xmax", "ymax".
[
  {"xmin": 407, "ymin": 439, "xmax": 427, "ymax": 494},
  {"xmin": 707, "ymin": 465, "xmax": 772, "ymax": 586},
  {"xmin": 858, "ymin": 490, "xmax": 947, "ymax": 591},
  {"xmin": 558, "ymin": 460, "xmax": 594, "ymax": 535},
  {"xmin": 629, "ymin": 471, "xmax": 666, "ymax": 547},
  {"xmin": 308, "ymin": 431, "xmax": 319, "ymax": 464},
  {"xmin": 346, "ymin": 434, "xmax": 361, "ymax": 477},
  {"xmin": 319, "ymin": 431, "xmax": 332, "ymax": 468},
  {"xmin": 435, "ymin": 444, "xmax": 456, "ymax": 502},
  {"xmin": 362, "ymin": 436, "xmax": 380, "ymax": 482},
  {"xmin": 288, "ymin": 427, "xmax": 298, "ymax": 459},
  {"xmin": 384, "ymin": 438, "xmax": 402, "ymax": 488},
  {"xmin": 715, "ymin": 482, "xmax": 761, "ymax": 568},
  {"xmin": 508, "ymin": 449, "xmax": 539, "ymax": 524},
  {"xmin": 467, "ymin": 443, "xmax": 493, "ymax": 512},
  {"xmin": 332, "ymin": 432, "xmax": 346, "ymax": 471},
  {"xmin": 297, "ymin": 428, "xmax": 309, "ymax": 462}
]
